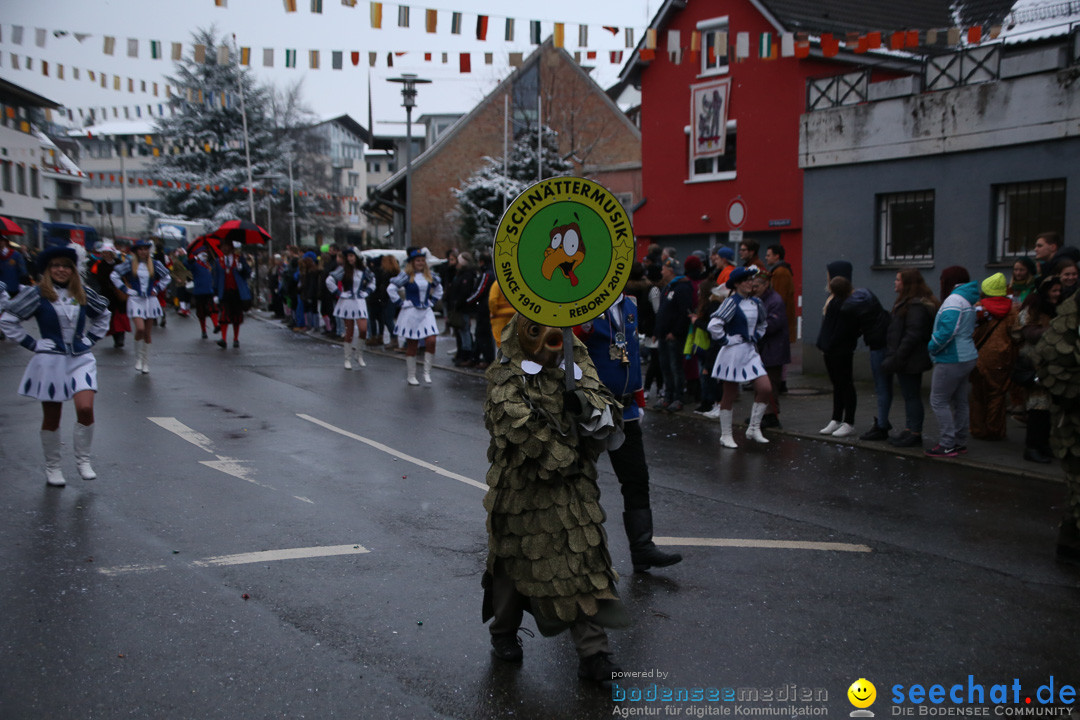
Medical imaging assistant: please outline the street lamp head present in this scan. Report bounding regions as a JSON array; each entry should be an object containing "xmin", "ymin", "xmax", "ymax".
[{"xmin": 387, "ymin": 74, "xmax": 431, "ymax": 109}]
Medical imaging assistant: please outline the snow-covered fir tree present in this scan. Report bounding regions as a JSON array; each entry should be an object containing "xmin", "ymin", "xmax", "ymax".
[
  {"xmin": 152, "ymin": 28, "xmax": 335, "ymax": 236},
  {"xmin": 453, "ymin": 125, "xmax": 573, "ymax": 253}
]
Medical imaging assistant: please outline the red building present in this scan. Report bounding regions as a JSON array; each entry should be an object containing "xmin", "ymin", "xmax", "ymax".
[{"xmin": 619, "ymin": 0, "xmax": 1010, "ymax": 341}]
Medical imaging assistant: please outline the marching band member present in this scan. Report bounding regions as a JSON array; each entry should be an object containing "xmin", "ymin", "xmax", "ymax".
[
  {"xmin": 328, "ymin": 247, "xmax": 376, "ymax": 369},
  {"xmin": 110, "ymin": 239, "xmax": 170, "ymax": 373},
  {"xmin": 387, "ymin": 248, "xmax": 442, "ymax": 385},
  {"xmin": 1, "ymin": 247, "xmax": 110, "ymax": 486}
]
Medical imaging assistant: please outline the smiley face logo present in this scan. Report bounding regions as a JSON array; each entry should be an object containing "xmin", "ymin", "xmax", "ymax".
[{"xmin": 848, "ymin": 679, "xmax": 876, "ymax": 709}]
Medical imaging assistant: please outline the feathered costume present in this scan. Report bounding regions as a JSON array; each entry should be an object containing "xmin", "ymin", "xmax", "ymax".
[
  {"xmin": 482, "ymin": 315, "xmax": 628, "ymax": 636},
  {"xmin": 1034, "ymin": 292, "xmax": 1080, "ymax": 555}
]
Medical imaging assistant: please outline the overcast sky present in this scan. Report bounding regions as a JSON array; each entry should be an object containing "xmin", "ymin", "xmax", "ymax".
[{"xmin": 2, "ymin": 0, "xmax": 655, "ymax": 132}]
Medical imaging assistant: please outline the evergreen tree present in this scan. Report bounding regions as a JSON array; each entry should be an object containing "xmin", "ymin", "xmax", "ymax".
[
  {"xmin": 152, "ymin": 28, "xmax": 284, "ymax": 225},
  {"xmin": 453, "ymin": 125, "xmax": 572, "ymax": 253}
]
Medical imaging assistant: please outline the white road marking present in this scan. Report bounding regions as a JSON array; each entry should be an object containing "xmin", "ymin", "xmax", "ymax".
[
  {"xmin": 97, "ymin": 544, "xmax": 370, "ymax": 576},
  {"xmin": 297, "ymin": 413, "xmax": 488, "ymax": 491},
  {"xmin": 192, "ymin": 544, "xmax": 370, "ymax": 567},
  {"xmin": 294, "ymin": 496, "xmax": 315, "ymax": 504},
  {"xmin": 654, "ymin": 537, "xmax": 872, "ymax": 553},
  {"xmin": 150, "ymin": 416, "xmax": 279, "ymax": 491},
  {"xmin": 148, "ymin": 417, "xmax": 216, "ymax": 454},
  {"xmin": 200, "ymin": 456, "xmax": 264, "ymax": 486},
  {"xmin": 298, "ymin": 415, "xmax": 873, "ymax": 554}
]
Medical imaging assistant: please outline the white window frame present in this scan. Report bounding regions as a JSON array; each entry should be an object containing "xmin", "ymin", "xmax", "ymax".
[
  {"xmin": 992, "ymin": 179, "xmax": 1066, "ymax": 262},
  {"xmin": 697, "ymin": 16, "xmax": 730, "ymax": 77},
  {"xmin": 686, "ymin": 119, "xmax": 737, "ymax": 183}
]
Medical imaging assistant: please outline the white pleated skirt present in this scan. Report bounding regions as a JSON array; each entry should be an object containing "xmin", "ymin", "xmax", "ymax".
[
  {"xmin": 333, "ymin": 297, "xmax": 369, "ymax": 320},
  {"xmin": 127, "ymin": 295, "xmax": 163, "ymax": 319},
  {"xmin": 711, "ymin": 342, "xmax": 767, "ymax": 383},
  {"xmin": 18, "ymin": 352, "xmax": 98, "ymax": 401},
  {"xmin": 394, "ymin": 306, "xmax": 439, "ymax": 340}
]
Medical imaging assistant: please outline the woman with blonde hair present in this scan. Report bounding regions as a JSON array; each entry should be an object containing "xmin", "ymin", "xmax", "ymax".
[
  {"xmin": 1, "ymin": 247, "xmax": 111, "ymax": 486},
  {"xmin": 387, "ymin": 248, "xmax": 443, "ymax": 385},
  {"xmin": 110, "ymin": 238, "xmax": 170, "ymax": 373}
]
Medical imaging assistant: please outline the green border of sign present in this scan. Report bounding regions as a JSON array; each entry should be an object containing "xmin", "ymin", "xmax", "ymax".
[{"xmin": 492, "ymin": 177, "xmax": 635, "ymax": 327}]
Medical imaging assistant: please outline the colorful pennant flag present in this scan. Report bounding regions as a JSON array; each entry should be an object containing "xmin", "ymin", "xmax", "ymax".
[
  {"xmin": 554, "ymin": 23, "xmax": 565, "ymax": 48},
  {"xmin": 104, "ymin": 36, "xmax": 116, "ymax": 55},
  {"xmin": 451, "ymin": 12, "xmax": 462, "ymax": 34},
  {"xmin": 968, "ymin": 26, "xmax": 982, "ymax": 44},
  {"xmin": 370, "ymin": 2, "xmax": 382, "ymax": 28},
  {"xmin": 821, "ymin": 33, "xmax": 839, "ymax": 57},
  {"xmin": 285, "ymin": 48, "xmax": 297, "ymax": 67},
  {"xmin": 398, "ymin": 5, "xmax": 409, "ymax": 27},
  {"xmin": 459, "ymin": 53, "xmax": 470, "ymax": 73},
  {"xmin": 625, "ymin": 28, "xmax": 634, "ymax": 48},
  {"xmin": 579, "ymin": 25, "xmax": 588, "ymax": 47},
  {"xmin": 735, "ymin": 32, "xmax": 750, "ymax": 60},
  {"xmin": 946, "ymin": 27, "xmax": 961, "ymax": 45},
  {"xmin": 150, "ymin": 40, "xmax": 162, "ymax": 59},
  {"xmin": 311, "ymin": 0, "xmax": 323, "ymax": 12},
  {"xmin": 689, "ymin": 31, "xmax": 700, "ymax": 63},
  {"xmin": 310, "ymin": 50, "xmax": 320, "ymax": 68},
  {"xmin": 284, "ymin": 0, "xmax": 297, "ymax": 11},
  {"xmin": 194, "ymin": 44, "xmax": 207, "ymax": 63},
  {"xmin": 332, "ymin": 50, "xmax": 343, "ymax": 68},
  {"xmin": 531, "ymin": 21, "xmax": 541, "ymax": 44},
  {"xmin": 426, "ymin": 9, "xmax": 437, "ymax": 33},
  {"xmin": 758, "ymin": 33, "xmax": 774, "ymax": 59},
  {"xmin": 505, "ymin": 18, "xmax": 514, "ymax": 41},
  {"xmin": 240, "ymin": 47, "xmax": 251, "ymax": 65},
  {"xmin": 263, "ymin": 48, "xmax": 274, "ymax": 66},
  {"xmin": 217, "ymin": 45, "xmax": 229, "ymax": 64},
  {"xmin": 477, "ymin": 15, "xmax": 488, "ymax": 40},
  {"xmin": 172, "ymin": 42, "xmax": 183, "ymax": 60},
  {"xmin": 781, "ymin": 32, "xmax": 794, "ymax": 57},
  {"xmin": 610, "ymin": 50, "xmax": 623, "ymax": 63},
  {"xmin": 667, "ymin": 30, "xmax": 681, "ymax": 63}
]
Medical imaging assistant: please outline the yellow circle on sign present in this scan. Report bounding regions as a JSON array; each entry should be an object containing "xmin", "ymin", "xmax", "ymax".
[{"xmin": 492, "ymin": 177, "xmax": 635, "ymax": 327}]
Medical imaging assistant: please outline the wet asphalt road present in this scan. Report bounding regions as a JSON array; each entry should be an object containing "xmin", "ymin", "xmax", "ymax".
[{"xmin": 1, "ymin": 315, "xmax": 1078, "ymax": 720}]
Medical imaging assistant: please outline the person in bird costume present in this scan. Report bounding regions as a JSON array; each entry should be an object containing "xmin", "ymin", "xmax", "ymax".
[{"xmin": 482, "ymin": 313, "xmax": 628, "ymax": 686}]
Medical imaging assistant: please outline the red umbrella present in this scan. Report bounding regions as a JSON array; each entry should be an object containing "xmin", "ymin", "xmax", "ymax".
[
  {"xmin": 208, "ymin": 219, "xmax": 270, "ymax": 246},
  {"xmin": 0, "ymin": 216, "xmax": 25, "ymax": 236},
  {"xmin": 187, "ymin": 235, "xmax": 223, "ymax": 258}
]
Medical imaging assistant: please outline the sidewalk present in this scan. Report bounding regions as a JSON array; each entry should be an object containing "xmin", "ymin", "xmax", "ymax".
[{"xmin": 253, "ymin": 310, "xmax": 1063, "ymax": 486}]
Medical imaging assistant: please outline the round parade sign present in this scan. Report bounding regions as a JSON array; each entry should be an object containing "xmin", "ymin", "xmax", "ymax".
[{"xmin": 492, "ymin": 176, "xmax": 635, "ymax": 327}]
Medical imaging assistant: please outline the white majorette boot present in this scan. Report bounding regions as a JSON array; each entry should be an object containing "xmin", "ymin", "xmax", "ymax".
[
  {"xmin": 353, "ymin": 338, "xmax": 365, "ymax": 367},
  {"xmin": 422, "ymin": 352, "xmax": 433, "ymax": 384},
  {"xmin": 719, "ymin": 410, "xmax": 738, "ymax": 449},
  {"xmin": 405, "ymin": 355, "xmax": 420, "ymax": 386},
  {"xmin": 344, "ymin": 343, "xmax": 353, "ymax": 370},
  {"xmin": 747, "ymin": 402, "xmax": 770, "ymax": 444},
  {"xmin": 139, "ymin": 341, "xmax": 150, "ymax": 374},
  {"xmin": 133, "ymin": 340, "xmax": 144, "ymax": 373},
  {"xmin": 41, "ymin": 429, "xmax": 66, "ymax": 487},
  {"xmin": 73, "ymin": 422, "xmax": 97, "ymax": 480}
]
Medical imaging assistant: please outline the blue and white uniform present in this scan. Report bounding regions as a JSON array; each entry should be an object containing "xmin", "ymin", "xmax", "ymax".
[
  {"xmin": 0, "ymin": 286, "xmax": 110, "ymax": 401},
  {"xmin": 328, "ymin": 265, "xmax": 376, "ymax": 320},
  {"xmin": 387, "ymin": 271, "xmax": 442, "ymax": 340},
  {"xmin": 110, "ymin": 258, "xmax": 171, "ymax": 319},
  {"xmin": 707, "ymin": 293, "xmax": 768, "ymax": 382}
]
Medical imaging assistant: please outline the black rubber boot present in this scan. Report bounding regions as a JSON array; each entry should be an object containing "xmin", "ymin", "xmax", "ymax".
[{"xmin": 624, "ymin": 508, "xmax": 682, "ymax": 573}]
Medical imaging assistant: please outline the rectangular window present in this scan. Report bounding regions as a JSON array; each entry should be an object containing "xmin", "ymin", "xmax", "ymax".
[
  {"xmin": 30, "ymin": 167, "xmax": 40, "ymax": 197},
  {"xmin": 689, "ymin": 121, "xmax": 737, "ymax": 182},
  {"xmin": 993, "ymin": 179, "xmax": 1066, "ymax": 261},
  {"xmin": 878, "ymin": 190, "xmax": 935, "ymax": 263},
  {"xmin": 698, "ymin": 17, "xmax": 729, "ymax": 76},
  {"xmin": 16, "ymin": 165, "xmax": 26, "ymax": 195},
  {"xmin": 2, "ymin": 161, "xmax": 12, "ymax": 192}
]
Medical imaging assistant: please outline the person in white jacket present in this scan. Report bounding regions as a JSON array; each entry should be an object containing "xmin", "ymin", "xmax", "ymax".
[
  {"xmin": 0, "ymin": 247, "xmax": 111, "ymax": 486},
  {"xmin": 327, "ymin": 247, "xmax": 376, "ymax": 369}
]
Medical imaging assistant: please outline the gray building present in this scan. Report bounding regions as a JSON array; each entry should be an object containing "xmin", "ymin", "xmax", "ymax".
[{"xmin": 799, "ymin": 30, "xmax": 1080, "ymax": 374}]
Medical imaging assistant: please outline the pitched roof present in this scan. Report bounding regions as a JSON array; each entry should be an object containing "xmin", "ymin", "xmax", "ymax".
[
  {"xmin": 620, "ymin": 0, "xmax": 1020, "ymax": 83},
  {"xmin": 370, "ymin": 38, "xmax": 639, "ymax": 196}
]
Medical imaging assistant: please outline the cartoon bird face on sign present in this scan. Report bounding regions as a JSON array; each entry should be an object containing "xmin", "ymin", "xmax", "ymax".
[{"xmin": 541, "ymin": 216, "xmax": 585, "ymax": 287}]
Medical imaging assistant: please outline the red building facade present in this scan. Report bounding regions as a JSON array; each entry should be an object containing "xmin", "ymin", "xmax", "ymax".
[{"xmin": 622, "ymin": 0, "xmax": 915, "ymax": 340}]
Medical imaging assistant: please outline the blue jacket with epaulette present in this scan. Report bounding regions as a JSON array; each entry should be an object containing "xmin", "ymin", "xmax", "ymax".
[
  {"xmin": 579, "ymin": 295, "xmax": 642, "ymax": 422},
  {"xmin": 2, "ymin": 286, "xmax": 110, "ymax": 355}
]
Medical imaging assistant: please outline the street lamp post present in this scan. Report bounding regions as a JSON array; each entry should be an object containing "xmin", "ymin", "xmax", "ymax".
[{"xmin": 387, "ymin": 73, "xmax": 430, "ymax": 248}]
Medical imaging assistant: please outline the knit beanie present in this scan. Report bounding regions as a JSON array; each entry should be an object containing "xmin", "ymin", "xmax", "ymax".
[
  {"xmin": 981, "ymin": 272, "xmax": 1008, "ymax": 297},
  {"xmin": 826, "ymin": 260, "xmax": 853, "ymax": 282}
]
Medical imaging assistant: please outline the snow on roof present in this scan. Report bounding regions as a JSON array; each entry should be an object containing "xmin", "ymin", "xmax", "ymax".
[
  {"xmin": 34, "ymin": 127, "xmax": 84, "ymax": 177},
  {"xmin": 1001, "ymin": 0, "xmax": 1080, "ymax": 42},
  {"xmin": 67, "ymin": 118, "xmax": 158, "ymax": 138}
]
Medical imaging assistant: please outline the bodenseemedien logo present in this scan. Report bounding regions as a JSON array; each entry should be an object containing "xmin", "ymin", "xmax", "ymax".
[{"xmin": 849, "ymin": 678, "xmax": 877, "ymax": 717}]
